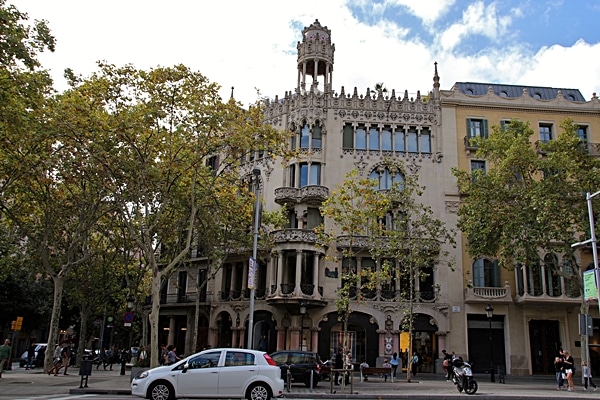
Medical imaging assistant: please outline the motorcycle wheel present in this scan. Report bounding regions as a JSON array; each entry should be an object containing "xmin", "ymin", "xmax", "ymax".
[{"xmin": 464, "ymin": 380, "xmax": 478, "ymax": 395}]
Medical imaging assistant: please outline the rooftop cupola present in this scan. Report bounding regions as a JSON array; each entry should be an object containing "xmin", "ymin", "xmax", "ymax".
[{"xmin": 296, "ymin": 19, "xmax": 335, "ymax": 95}]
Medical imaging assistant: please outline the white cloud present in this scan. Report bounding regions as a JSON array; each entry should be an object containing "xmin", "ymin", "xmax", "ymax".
[
  {"xmin": 8, "ymin": 0, "xmax": 600, "ymax": 106},
  {"xmin": 437, "ymin": 1, "xmax": 513, "ymax": 52},
  {"xmin": 386, "ymin": 0, "xmax": 456, "ymax": 26}
]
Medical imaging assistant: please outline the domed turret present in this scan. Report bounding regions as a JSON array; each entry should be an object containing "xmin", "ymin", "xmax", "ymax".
[{"xmin": 296, "ymin": 19, "xmax": 335, "ymax": 94}]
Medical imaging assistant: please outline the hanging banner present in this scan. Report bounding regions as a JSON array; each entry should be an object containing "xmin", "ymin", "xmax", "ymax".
[
  {"xmin": 248, "ymin": 257, "xmax": 257, "ymax": 289},
  {"xmin": 584, "ymin": 269, "xmax": 597, "ymax": 300}
]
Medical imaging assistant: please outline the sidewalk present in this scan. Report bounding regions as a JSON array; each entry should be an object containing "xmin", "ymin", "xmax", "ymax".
[{"xmin": 2, "ymin": 362, "xmax": 599, "ymax": 399}]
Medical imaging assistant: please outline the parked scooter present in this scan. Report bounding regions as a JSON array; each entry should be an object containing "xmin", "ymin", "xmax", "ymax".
[{"xmin": 451, "ymin": 357, "xmax": 478, "ymax": 395}]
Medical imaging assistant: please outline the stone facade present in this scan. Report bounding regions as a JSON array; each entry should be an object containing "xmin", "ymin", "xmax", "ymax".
[{"xmin": 156, "ymin": 19, "xmax": 600, "ymax": 376}]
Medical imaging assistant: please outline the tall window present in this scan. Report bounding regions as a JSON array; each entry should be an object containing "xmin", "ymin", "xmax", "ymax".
[
  {"xmin": 300, "ymin": 123, "xmax": 310, "ymax": 148},
  {"xmin": 381, "ymin": 126, "xmax": 392, "ymax": 150},
  {"xmin": 370, "ymin": 167, "xmax": 404, "ymax": 190},
  {"xmin": 343, "ymin": 123, "xmax": 354, "ymax": 148},
  {"xmin": 544, "ymin": 253, "xmax": 561, "ymax": 297},
  {"xmin": 306, "ymin": 207, "xmax": 323, "ymax": 229},
  {"xmin": 577, "ymin": 125, "xmax": 588, "ymax": 142},
  {"xmin": 394, "ymin": 128, "xmax": 405, "ymax": 151},
  {"xmin": 355, "ymin": 125, "xmax": 367, "ymax": 150},
  {"xmin": 312, "ymin": 121, "xmax": 322, "ymax": 149},
  {"xmin": 539, "ymin": 123, "xmax": 553, "ymax": 143},
  {"xmin": 368, "ymin": 127, "xmax": 379, "ymax": 150},
  {"xmin": 467, "ymin": 118, "xmax": 488, "ymax": 138},
  {"xmin": 299, "ymin": 162, "xmax": 321, "ymax": 187},
  {"xmin": 471, "ymin": 160, "xmax": 485, "ymax": 176},
  {"xmin": 407, "ymin": 128, "xmax": 418, "ymax": 152},
  {"xmin": 472, "ymin": 258, "xmax": 500, "ymax": 287},
  {"xmin": 420, "ymin": 127, "xmax": 431, "ymax": 154}
]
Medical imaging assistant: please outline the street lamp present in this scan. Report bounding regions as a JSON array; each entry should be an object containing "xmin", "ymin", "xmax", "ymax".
[
  {"xmin": 299, "ymin": 300, "xmax": 307, "ymax": 351},
  {"xmin": 485, "ymin": 304, "xmax": 495, "ymax": 383},
  {"xmin": 126, "ymin": 296, "xmax": 135, "ymax": 310},
  {"xmin": 247, "ymin": 167, "xmax": 261, "ymax": 349}
]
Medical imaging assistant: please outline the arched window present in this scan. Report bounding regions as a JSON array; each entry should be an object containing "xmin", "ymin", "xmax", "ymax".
[
  {"xmin": 369, "ymin": 167, "xmax": 404, "ymax": 190},
  {"xmin": 472, "ymin": 258, "xmax": 500, "ymax": 287}
]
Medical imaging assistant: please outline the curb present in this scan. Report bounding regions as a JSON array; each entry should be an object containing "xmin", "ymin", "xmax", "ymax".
[{"xmin": 69, "ymin": 388, "xmax": 132, "ymax": 395}]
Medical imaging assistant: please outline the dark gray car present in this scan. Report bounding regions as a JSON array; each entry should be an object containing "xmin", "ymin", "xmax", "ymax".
[{"xmin": 270, "ymin": 350, "xmax": 322, "ymax": 387}]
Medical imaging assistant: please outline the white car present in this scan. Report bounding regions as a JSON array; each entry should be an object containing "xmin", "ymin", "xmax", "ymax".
[{"xmin": 131, "ymin": 348, "xmax": 284, "ymax": 400}]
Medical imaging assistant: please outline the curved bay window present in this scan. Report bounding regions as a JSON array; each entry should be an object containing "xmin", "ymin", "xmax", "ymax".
[{"xmin": 288, "ymin": 162, "xmax": 322, "ymax": 187}]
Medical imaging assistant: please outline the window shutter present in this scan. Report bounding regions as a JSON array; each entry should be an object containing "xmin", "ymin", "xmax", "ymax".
[{"xmin": 483, "ymin": 119, "xmax": 489, "ymax": 138}]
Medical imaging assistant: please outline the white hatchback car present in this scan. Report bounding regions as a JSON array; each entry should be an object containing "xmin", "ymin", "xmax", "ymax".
[{"xmin": 131, "ymin": 348, "xmax": 284, "ymax": 400}]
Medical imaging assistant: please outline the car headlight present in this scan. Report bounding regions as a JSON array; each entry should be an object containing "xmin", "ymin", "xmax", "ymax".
[{"xmin": 135, "ymin": 371, "xmax": 149, "ymax": 380}]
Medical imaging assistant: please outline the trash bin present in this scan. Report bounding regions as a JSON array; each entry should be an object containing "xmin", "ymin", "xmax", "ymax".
[
  {"xmin": 79, "ymin": 360, "xmax": 92, "ymax": 376},
  {"xmin": 79, "ymin": 360, "xmax": 92, "ymax": 388}
]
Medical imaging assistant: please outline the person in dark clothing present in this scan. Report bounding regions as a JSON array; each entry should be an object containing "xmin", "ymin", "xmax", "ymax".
[
  {"xmin": 25, "ymin": 343, "xmax": 36, "ymax": 370},
  {"xmin": 334, "ymin": 348, "xmax": 344, "ymax": 385}
]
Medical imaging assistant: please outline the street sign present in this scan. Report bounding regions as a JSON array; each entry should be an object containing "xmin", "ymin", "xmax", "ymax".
[{"xmin": 123, "ymin": 311, "xmax": 134, "ymax": 324}]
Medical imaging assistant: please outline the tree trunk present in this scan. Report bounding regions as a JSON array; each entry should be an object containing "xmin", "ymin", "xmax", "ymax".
[
  {"xmin": 77, "ymin": 306, "xmax": 90, "ymax": 368},
  {"xmin": 149, "ymin": 268, "xmax": 161, "ymax": 368},
  {"xmin": 44, "ymin": 276, "xmax": 65, "ymax": 371}
]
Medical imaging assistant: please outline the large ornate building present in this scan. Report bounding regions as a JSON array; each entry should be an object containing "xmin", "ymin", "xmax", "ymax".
[{"xmin": 156, "ymin": 19, "xmax": 600, "ymax": 376}]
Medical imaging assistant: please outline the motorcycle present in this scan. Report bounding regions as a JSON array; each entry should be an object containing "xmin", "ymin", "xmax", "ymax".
[{"xmin": 451, "ymin": 358, "xmax": 478, "ymax": 395}]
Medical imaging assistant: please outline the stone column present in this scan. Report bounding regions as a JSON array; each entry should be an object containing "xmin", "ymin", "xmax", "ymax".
[
  {"xmin": 290, "ymin": 326, "xmax": 301, "ymax": 350},
  {"xmin": 313, "ymin": 253, "xmax": 320, "ymax": 298},
  {"xmin": 295, "ymin": 250, "xmax": 303, "ymax": 295},
  {"xmin": 276, "ymin": 252, "xmax": 284, "ymax": 296},
  {"xmin": 276, "ymin": 326, "xmax": 286, "ymax": 351}
]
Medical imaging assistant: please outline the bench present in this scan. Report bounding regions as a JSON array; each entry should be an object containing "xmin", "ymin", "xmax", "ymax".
[{"xmin": 360, "ymin": 366, "xmax": 393, "ymax": 382}]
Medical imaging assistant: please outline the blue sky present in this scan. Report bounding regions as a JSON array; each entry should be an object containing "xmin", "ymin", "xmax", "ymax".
[{"xmin": 10, "ymin": 0, "xmax": 600, "ymax": 106}]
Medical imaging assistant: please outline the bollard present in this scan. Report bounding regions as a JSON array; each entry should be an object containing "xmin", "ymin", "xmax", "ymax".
[
  {"xmin": 79, "ymin": 360, "xmax": 92, "ymax": 388},
  {"xmin": 120, "ymin": 353, "xmax": 127, "ymax": 376}
]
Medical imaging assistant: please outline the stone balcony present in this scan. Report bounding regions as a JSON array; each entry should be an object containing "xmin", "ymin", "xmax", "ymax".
[
  {"xmin": 464, "ymin": 281, "xmax": 513, "ymax": 304},
  {"xmin": 274, "ymin": 185, "xmax": 329, "ymax": 205}
]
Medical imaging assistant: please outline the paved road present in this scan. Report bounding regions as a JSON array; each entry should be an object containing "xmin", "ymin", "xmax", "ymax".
[{"xmin": 1, "ymin": 362, "xmax": 599, "ymax": 399}]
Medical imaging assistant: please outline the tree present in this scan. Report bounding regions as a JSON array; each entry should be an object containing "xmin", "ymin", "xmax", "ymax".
[
  {"xmin": 368, "ymin": 160, "xmax": 455, "ymax": 381},
  {"xmin": 57, "ymin": 63, "xmax": 290, "ymax": 367},
  {"xmin": 318, "ymin": 169, "xmax": 392, "ymax": 367},
  {"xmin": 452, "ymin": 118, "xmax": 600, "ymax": 279},
  {"xmin": 320, "ymin": 161, "xmax": 455, "ymax": 382}
]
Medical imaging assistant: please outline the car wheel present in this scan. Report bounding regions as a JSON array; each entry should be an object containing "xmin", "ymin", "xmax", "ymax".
[
  {"xmin": 19, "ymin": 361, "xmax": 25, "ymax": 368},
  {"xmin": 304, "ymin": 370, "xmax": 319, "ymax": 387},
  {"xmin": 246, "ymin": 383, "xmax": 271, "ymax": 400},
  {"xmin": 149, "ymin": 381, "xmax": 175, "ymax": 400}
]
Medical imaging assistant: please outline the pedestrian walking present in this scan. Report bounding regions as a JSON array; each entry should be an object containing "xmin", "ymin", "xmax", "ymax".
[
  {"xmin": 0, "ymin": 339, "xmax": 11, "ymax": 378},
  {"xmin": 47, "ymin": 343, "xmax": 63, "ymax": 376},
  {"xmin": 25, "ymin": 342, "xmax": 36, "ymax": 370},
  {"xmin": 105, "ymin": 346, "xmax": 116, "ymax": 370},
  {"xmin": 344, "ymin": 351, "xmax": 353, "ymax": 385},
  {"xmin": 583, "ymin": 360, "xmax": 597, "ymax": 391},
  {"xmin": 96, "ymin": 348, "xmax": 106, "ymax": 370},
  {"xmin": 390, "ymin": 352, "xmax": 399, "ymax": 379},
  {"xmin": 410, "ymin": 352, "xmax": 419, "ymax": 376},
  {"xmin": 562, "ymin": 350, "xmax": 575, "ymax": 391},
  {"xmin": 61, "ymin": 342, "xmax": 72, "ymax": 375},
  {"xmin": 334, "ymin": 348, "xmax": 343, "ymax": 385},
  {"xmin": 166, "ymin": 345, "xmax": 180, "ymax": 365},
  {"xmin": 159, "ymin": 344, "xmax": 167, "ymax": 366},
  {"xmin": 442, "ymin": 350, "xmax": 453, "ymax": 381}
]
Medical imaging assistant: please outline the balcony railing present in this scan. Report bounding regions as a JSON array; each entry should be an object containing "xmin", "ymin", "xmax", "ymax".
[{"xmin": 465, "ymin": 281, "xmax": 512, "ymax": 303}]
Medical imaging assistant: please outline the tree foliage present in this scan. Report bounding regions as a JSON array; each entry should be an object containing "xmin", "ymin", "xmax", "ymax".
[
  {"xmin": 452, "ymin": 118, "xmax": 600, "ymax": 277},
  {"xmin": 319, "ymin": 163, "xmax": 455, "ymax": 382}
]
